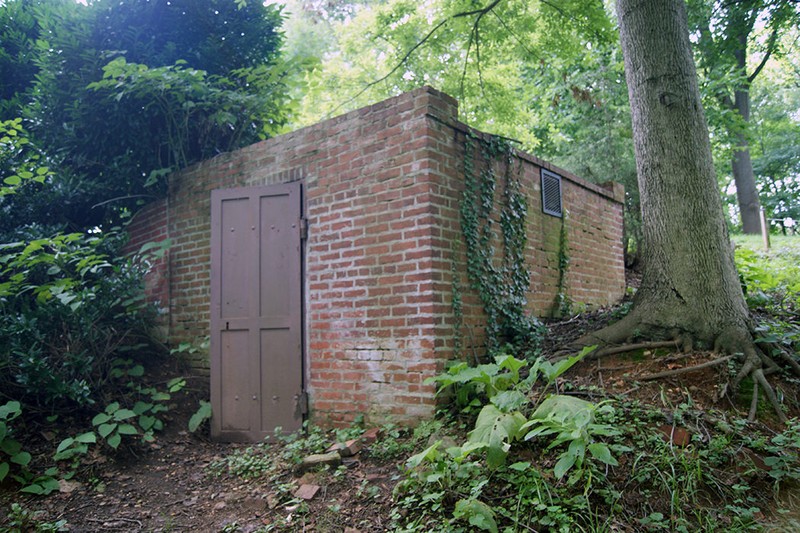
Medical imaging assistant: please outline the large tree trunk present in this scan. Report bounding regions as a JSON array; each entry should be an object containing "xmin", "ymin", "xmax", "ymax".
[{"xmin": 588, "ymin": 0, "xmax": 751, "ymax": 349}]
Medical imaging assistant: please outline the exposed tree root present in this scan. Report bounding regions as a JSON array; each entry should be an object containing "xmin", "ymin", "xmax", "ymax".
[
  {"xmin": 565, "ymin": 309, "xmax": 799, "ymax": 423},
  {"xmin": 638, "ymin": 355, "xmax": 733, "ymax": 381},
  {"xmin": 589, "ymin": 341, "xmax": 680, "ymax": 360}
]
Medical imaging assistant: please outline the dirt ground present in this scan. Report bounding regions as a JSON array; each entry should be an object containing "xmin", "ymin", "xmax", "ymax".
[{"xmin": 2, "ymin": 303, "xmax": 799, "ymax": 532}]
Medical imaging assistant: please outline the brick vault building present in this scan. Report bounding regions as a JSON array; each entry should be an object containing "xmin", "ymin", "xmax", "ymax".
[{"xmin": 126, "ymin": 87, "xmax": 625, "ymax": 441}]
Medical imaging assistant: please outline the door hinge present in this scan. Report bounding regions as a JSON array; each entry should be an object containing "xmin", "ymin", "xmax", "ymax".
[
  {"xmin": 299, "ymin": 217, "xmax": 309, "ymax": 241},
  {"xmin": 297, "ymin": 391, "xmax": 309, "ymax": 415}
]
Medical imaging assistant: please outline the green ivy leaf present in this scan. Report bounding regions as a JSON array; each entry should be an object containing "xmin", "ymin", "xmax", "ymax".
[{"xmin": 0, "ymin": 462, "xmax": 9, "ymax": 482}]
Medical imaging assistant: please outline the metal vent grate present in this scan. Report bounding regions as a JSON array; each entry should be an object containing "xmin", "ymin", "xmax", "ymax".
[{"xmin": 541, "ymin": 169, "xmax": 563, "ymax": 217}]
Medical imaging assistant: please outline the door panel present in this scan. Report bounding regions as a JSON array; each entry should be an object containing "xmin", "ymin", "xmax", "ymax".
[
  {"xmin": 219, "ymin": 330, "xmax": 251, "ymax": 432},
  {"xmin": 211, "ymin": 183, "xmax": 304, "ymax": 442}
]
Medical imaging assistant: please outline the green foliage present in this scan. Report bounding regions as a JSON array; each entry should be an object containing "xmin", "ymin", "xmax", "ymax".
[
  {"xmin": 0, "ymin": 230, "xmax": 157, "ymax": 409},
  {"xmin": 426, "ymin": 347, "xmax": 607, "ymax": 476},
  {"xmin": 188, "ymin": 400, "xmax": 212, "ymax": 433},
  {"xmin": 4, "ymin": 502, "xmax": 67, "ymax": 532},
  {"xmin": 553, "ymin": 212, "xmax": 572, "ymax": 317},
  {"xmin": 522, "ymin": 397, "xmax": 620, "ymax": 480},
  {"xmin": 0, "ymin": 400, "xmax": 25, "ymax": 484},
  {"xmin": 734, "ymin": 238, "xmax": 800, "ymax": 308},
  {"xmin": 0, "ymin": 0, "xmax": 39, "ymax": 118},
  {"xmin": 91, "ymin": 402, "xmax": 141, "ymax": 450},
  {"xmin": 0, "ymin": 118, "xmax": 50, "ymax": 199},
  {"xmin": 367, "ymin": 420, "xmax": 443, "ymax": 462},
  {"xmin": 86, "ymin": 57, "xmax": 294, "ymax": 189},
  {"xmin": 0, "ymin": 0, "xmax": 299, "ymax": 230},
  {"xmin": 761, "ymin": 419, "xmax": 800, "ymax": 484}
]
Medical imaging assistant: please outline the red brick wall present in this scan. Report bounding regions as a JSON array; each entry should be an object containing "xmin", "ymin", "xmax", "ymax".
[
  {"xmin": 123, "ymin": 199, "xmax": 170, "ymax": 325},
  {"xmin": 127, "ymin": 87, "xmax": 625, "ymax": 425}
]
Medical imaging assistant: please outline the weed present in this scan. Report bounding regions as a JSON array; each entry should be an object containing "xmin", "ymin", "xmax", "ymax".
[{"xmin": 4, "ymin": 503, "xmax": 67, "ymax": 532}]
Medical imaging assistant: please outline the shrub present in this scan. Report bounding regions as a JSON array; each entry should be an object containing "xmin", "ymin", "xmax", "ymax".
[{"xmin": 0, "ymin": 228, "xmax": 158, "ymax": 410}]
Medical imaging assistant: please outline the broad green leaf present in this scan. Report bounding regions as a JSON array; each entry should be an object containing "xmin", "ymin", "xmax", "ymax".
[
  {"xmin": 554, "ymin": 453, "xmax": 577, "ymax": 479},
  {"xmin": 56, "ymin": 438, "xmax": 75, "ymax": 454},
  {"xmin": 0, "ymin": 401, "xmax": 21, "ymax": 419},
  {"xmin": 0, "ymin": 462, "xmax": 8, "ymax": 482},
  {"xmin": 20, "ymin": 484, "xmax": 45, "ymax": 495},
  {"xmin": 117, "ymin": 424, "xmax": 138, "ymax": 436},
  {"xmin": 530, "ymin": 395, "xmax": 595, "ymax": 421},
  {"xmin": 98, "ymin": 423, "xmax": 117, "ymax": 438},
  {"xmin": 188, "ymin": 401, "xmax": 212, "ymax": 433},
  {"xmin": 1, "ymin": 438, "xmax": 21, "ymax": 455},
  {"xmin": 495, "ymin": 354, "xmax": 527, "ymax": 375},
  {"xmin": 588, "ymin": 442, "xmax": 617, "ymax": 465},
  {"xmin": 113, "ymin": 409, "xmax": 136, "ymax": 421},
  {"xmin": 509, "ymin": 461, "xmax": 530, "ymax": 471},
  {"xmin": 11, "ymin": 451, "xmax": 31, "ymax": 467},
  {"xmin": 490, "ymin": 390, "xmax": 529, "ymax": 412},
  {"xmin": 167, "ymin": 377, "xmax": 186, "ymax": 393},
  {"xmin": 133, "ymin": 401, "xmax": 153, "ymax": 415},
  {"xmin": 107, "ymin": 433, "xmax": 122, "ymax": 449},
  {"xmin": 139, "ymin": 415, "xmax": 157, "ymax": 431},
  {"xmin": 453, "ymin": 499, "xmax": 499, "ymax": 533},
  {"xmin": 468, "ymin": 405, "xmax": 527, "ymax": 468},
  {"xmin": 0, "ymin": 421, "xmax": 6, "ymax": 442},
  {"xmin": 406, "ymin": 442, "xmax": 441, "ymax": 470},
  {"xmin": 92, "ymin": 413, "xmax": 112, "ymax": 426}
]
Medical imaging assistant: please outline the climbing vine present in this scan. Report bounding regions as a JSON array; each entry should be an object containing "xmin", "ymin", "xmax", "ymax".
[
  {"xmin": 457, "ymin": 132, "xmax": 540, "ymax": 354},
  {"xmin": 553, "ymin": 212, "xmax": 572, "ymax": 317}
]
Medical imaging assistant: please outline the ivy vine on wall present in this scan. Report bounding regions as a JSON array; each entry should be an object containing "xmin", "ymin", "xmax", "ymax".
[
  {"xmin": 455, "ymin": 132, "xmax": 541, "ymax": 355},
  {"xmin": 553, "ymin": 211, "xmax": 572, "ymax": 318}
]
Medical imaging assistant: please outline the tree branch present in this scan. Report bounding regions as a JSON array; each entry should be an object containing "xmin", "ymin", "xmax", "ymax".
[
  {"xmin": 327, "ymin": 0, "xmax": 504, "ymax": 118},
  {"xmin": 747, "ymin": 23, "xmax": 780, "ymax": 83}
]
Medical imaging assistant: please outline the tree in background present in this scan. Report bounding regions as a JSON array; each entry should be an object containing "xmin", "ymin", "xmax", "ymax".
[
  {"xmin": 0, "ymin": 0, "xmax": 40, "ymax": 119},
  {"xmin": 0, "ymin": 0, "xmax": 299, "ymax": 232},
  {"xmin": 749, "ymin": 42, "xmax": 800, "ymax": 230},
  {"xmin": 689, "ymin": 0, "xmax": 800, "ymax": 233},
  {"xmin": 287, "ymin": 0, "xmax": 650, "ymax": 255}
]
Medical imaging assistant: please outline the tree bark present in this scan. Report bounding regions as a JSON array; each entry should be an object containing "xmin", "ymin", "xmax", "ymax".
[
  {"xmin": 730, "ymin": 33, "xmax": 762, "ymax": 234},
  {"xmin": 587, "ymin": 0, "xmax": 751, "ymax": 349}
]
